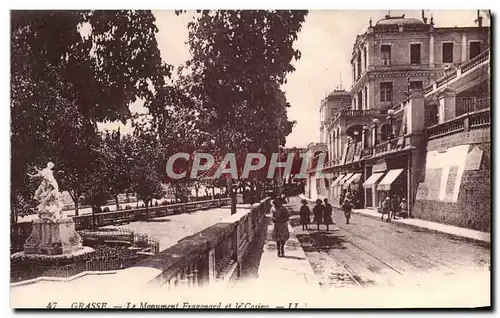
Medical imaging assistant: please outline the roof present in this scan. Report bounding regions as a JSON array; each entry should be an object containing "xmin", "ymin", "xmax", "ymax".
[
  {"xmin": 327, "ymin": 89, "xmax": 350, "ymax": 98},
  {"xmin": 375, "ymin": 15, "xmax": 425, "ymax": 26}
]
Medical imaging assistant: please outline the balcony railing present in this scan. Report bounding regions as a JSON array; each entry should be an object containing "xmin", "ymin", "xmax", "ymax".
[
  {"xmin": 329, "ymin": 108, "xmax": 389, "ymax": 125},
  {"xmin": 460, "ymin": 49, "xmax": 490, "ymax": 73},
  {"xmin": 436, "ymin": 69, "xmax": 458, "ymax": 88},
  {"xmin": 427, "ymin": 108, "xmax": 490, "ymax": 140},
  {"xmin": 423, "ymin": 48, "xmax": 490, "ymax": 95},
  {"xmin": 456, "ymin": 97, "xmax": 490, "ymax": 116}
]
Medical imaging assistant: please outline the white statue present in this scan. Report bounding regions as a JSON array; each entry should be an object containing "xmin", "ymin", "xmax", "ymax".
[{"xmin": 27, "ymin": 162, "xmax": 64, "ymax": 221}]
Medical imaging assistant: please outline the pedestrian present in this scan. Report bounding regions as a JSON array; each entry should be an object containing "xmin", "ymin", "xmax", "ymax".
[
  {"xmin": 323, "ymin": 198, "xmax": 333, "ymax": 230},
  {"xmin": 352, "ymin": 189, "xmax": 360, "ymax": 208},
  {"xmin": 299, "ymin": 199, "xmax": 311, "ymax": 230},
  {"xmin": 313, "ymin": 199, "xmax": 324, "ymax": 231},
  {"xmin": 400, "ymin": 198, "xmax": 408, "ymax": 218},
  {"xmin": 271, "ymin": 198, "xmax": 290, "ymax": 257},
  {"xmin": 282, "ymin": 193, "xmax": 289, "ymax": 204},
  {"xmin": 391, "ymin": 194, "xmax": 400, "ymax": 219},
  {"xmin": 381, "ymin": 196, "xmax": 391, "ymax": 222},
  {"xmin": 341, "ymin": 196, "xmax": 354, "ymax": 224},
  {"xmin": 339, "ymin": 190, "xmax": 346, "ymax": 207}
]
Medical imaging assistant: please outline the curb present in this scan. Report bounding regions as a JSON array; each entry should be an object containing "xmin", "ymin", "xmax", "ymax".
[
  {"xmin": 298, "ymin": 194, "xmax": 490, "ymax": 246},
  {"xmin": 349, "ymin": 209, "xmax": 491, "ymax": 246}
]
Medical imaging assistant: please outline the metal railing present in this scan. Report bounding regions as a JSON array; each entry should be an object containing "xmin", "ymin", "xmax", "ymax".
[
  {"xmin": 330, "ymin": 108, "xmax": 389, "ymax": 124},
  {"xmin": 11, "ymin": 198, "xmax": 231, "ymax": 253},
  {"xmin": 456, "ymin": 97, "xmax": 490, "ymax": 116}
]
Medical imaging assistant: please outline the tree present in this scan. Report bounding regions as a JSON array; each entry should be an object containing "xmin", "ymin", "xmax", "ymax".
[
  {"xmin": 178, "ymin": 10, "xmax": 307, "ymax": 212},
  {"xmin": 127, "ymin": 120, "xmax": 166, "ymax": 220},
  {"xmin": 130, "ymin": 138, "xmax": 166, "ymax": 220},
  {"xmin": 101, "ymin": 130, "xmax": 134, "ymax": 211},
  {"xmin": 11, "ymin": 10, "xmax": 170, "ymax": 218}
]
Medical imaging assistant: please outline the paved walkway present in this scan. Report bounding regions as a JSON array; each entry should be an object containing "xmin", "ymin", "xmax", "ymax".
[
  {"xmin": 299, "ymin": 194, "xmax": 490, "ymax": 244},
  {"xmin": 102, "ymin": 207, "xmax": 231, "ymax": 251},
  {"xmin": 232, "ymin": 202, "xmax": 322, "ymax": 307}
]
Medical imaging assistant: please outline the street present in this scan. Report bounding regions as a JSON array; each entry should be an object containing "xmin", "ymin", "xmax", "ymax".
[{"xmin": 286, "ymin": 197, "xmax": 490, "ymax": 290}]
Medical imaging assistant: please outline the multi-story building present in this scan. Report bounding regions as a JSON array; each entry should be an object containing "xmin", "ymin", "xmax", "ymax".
[
  {"xmin": 350, "ymin": 12, "xmax": 490, "ymax": 115},
  {"xmin": 308, "ymin": 11, "xmax": 491, "ymax": 231}
]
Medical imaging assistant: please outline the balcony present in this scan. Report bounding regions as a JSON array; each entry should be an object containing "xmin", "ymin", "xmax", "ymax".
[
  {"xmin": 328, "ymin": 109, "xmax": 389, "ymax": 126},
  {"xmin": 426, "ymin": 108, "xmax": 490, "ymax": 140},
  {"xmin": 360, "ymin": 135, "xmax": 411, "ymax": 159},
  {"xmin": 424, "ymin": 49, "xmax": 490, "ymax": 96},
  {"xmin": 456, "ymin": 97, "xmax": 490, "ymax": 116}
]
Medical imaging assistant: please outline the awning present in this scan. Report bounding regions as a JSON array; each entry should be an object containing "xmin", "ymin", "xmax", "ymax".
[
  {"xmin": 362, "ymin": 172, "xmax": 385, "ymax": 189},
  {"xmin": 343, "ymin": 173, "xmax": 362, "ymax": 189},
  {"xmin": 338, "ymin": 173, "xmax": 354, "ymax": 187},
  {"xmin": 331, "ymin": 174, "xmax": 346, "ymax": 186},
  {"xmin": 377, "ymin": 169, "xmax": 405, "ymax": 191}
]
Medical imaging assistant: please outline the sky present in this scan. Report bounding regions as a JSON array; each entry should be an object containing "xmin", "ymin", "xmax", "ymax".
[{"xmin": 100, "ymin": 10, "xmax": 487, "ymax": 148}]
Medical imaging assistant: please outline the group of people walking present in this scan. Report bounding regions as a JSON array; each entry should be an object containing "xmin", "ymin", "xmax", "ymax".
[
  {"xmin": 298, "ymin": 193, "xmax": 355, "ymax": 231},
  {"xmin": 270, "ymin": 191, "xmax": 409, "ymax": 258},
  {"xmin": 380, "ymin": 194, "xmax": 408, "ymax": 222}
]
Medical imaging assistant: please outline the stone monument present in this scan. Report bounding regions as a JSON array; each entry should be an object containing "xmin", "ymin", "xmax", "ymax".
[{"xmin": 22, "ymin": 162, "xmax": 84, "ymax": 255}]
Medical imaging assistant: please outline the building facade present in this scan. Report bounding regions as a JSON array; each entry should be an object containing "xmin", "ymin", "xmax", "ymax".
[{"xmin": 308, "ymin": 12, "xmax": 491, "ymax": 231}]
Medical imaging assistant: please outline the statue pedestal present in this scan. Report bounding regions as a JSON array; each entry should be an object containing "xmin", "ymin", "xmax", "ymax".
[{"xmin": 24, "ymin": 218, "xmax": 83, "ymax": 255}]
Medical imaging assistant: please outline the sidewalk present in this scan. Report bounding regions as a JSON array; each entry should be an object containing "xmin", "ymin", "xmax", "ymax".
[
  {"xmin": 239, "ymin": 209, "xmax": 321, "ymax": 296},
  {"xmin": 299, "ymin": 194, "xmax": 490, "ymax": 245}
]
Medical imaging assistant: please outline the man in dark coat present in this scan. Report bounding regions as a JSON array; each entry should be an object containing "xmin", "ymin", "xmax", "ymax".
[
  {"xmin": 312, "ymin": 199, "xmax": 324, "ymax": 231},
  {"xmin": 323, "ymin": 198, "xmax": 334, "ymax": 231}
]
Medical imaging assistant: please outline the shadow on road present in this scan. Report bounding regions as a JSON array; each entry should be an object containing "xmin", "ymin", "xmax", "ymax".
[
  {"xmin": 144, "ymin": 218, "xmax": 172, "ymax": 223},
  {"xmin": 296, "ymin": 231, "xmax": 349, "ymax": 252},
  {"xmin": 281, "ymin": 255, "xmax": 306, "ymax": 260}
]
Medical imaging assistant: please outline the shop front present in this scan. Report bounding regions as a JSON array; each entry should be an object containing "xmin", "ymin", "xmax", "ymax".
[
  {"xmin": 376, "ymin": 168, "xmax": 407, "ymax": 206},
  {"xmin": 342, "ymin": 172, "xmax": 363, "ymax": 208},
  {"xmin": 362, "ymin": 170, "xmax": 385, "ymax": 209},
  {"xmin": 330, "ymin": 173, "xmax": 346, "ymax": 206},
  {"xmin": 362, "ymin": 159, "xmax": 388, "ymax": 209}
]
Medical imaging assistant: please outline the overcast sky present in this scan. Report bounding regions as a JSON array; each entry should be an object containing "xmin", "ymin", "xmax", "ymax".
[{"xmin": 100, "ymin": 10, "xmax": 487, "ymax": 148}]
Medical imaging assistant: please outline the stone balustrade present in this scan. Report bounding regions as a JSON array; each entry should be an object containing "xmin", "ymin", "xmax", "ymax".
[
  {"xmin": 426, "ymin": 108, "xmax": 490, "ymax": 140},
  {"xmin": 423, "ymin": 48, "xmax": 490, "ymax": 95},
  {"xmin": 121, "ymin": 198, "xmax": 271, "ymax": 290}
]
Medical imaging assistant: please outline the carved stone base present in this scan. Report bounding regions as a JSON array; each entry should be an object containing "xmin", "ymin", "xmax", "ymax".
[{"xmin": 24, "ymin": 218, "xmax": 83, "ymax": 255}]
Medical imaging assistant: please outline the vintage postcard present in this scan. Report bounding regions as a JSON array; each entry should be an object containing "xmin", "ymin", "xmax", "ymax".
[{"xmin": 10, "ymin": 9, "xmax": 491, "ymax": 309}]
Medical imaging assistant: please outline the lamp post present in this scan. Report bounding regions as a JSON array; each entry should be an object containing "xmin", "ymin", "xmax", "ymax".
[
  {"xmin": 386, "ymin": 108, "xmax": 395, "ymax": 139},
  {"xmin": 372, "ymin": 118, "xmax": 380, "ymax": 146},
  {"xmin": 362, "ymin": 125, "xmax": 369, "ymax": 148},
  {"xmin": 353, "ymin": 130, "xmax": 360, "ymax": 143}
]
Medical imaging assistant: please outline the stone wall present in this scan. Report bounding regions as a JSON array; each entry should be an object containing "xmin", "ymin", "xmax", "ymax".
[{"xmin": 413, "ymin": 142, "xmax": 490, "ymax": 232}]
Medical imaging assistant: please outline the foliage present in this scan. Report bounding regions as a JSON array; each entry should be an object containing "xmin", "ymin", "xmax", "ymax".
[
  {"xmin": 174, "ymin": 10, "xmax": 307, "ymax": 203},
  {"xmin": 178, "ymin": 10, "xmax": 306, "ymax": 169},
  {"xmin": 100, "ymin": 130, "xmax": 135, "ymax": 207},
  {"xmin": 11, "ymin": 10, "xmax": 169, "ymax": 217}
]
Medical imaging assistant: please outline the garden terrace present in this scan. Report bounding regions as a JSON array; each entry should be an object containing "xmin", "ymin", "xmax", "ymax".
[{"xmin": 11, "ymin": 198, "xmax": 231, "ymax": 253}]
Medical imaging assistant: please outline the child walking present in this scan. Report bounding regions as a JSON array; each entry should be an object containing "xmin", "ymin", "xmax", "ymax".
[{"xmin": 299, "ymin": 199, "xmax": 311, "ymax": 230}]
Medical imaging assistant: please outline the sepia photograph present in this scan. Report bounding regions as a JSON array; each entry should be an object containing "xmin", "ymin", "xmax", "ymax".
[{"xmin": 9, "ymin": 7, "xmax": 492, "ymax": 309}]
